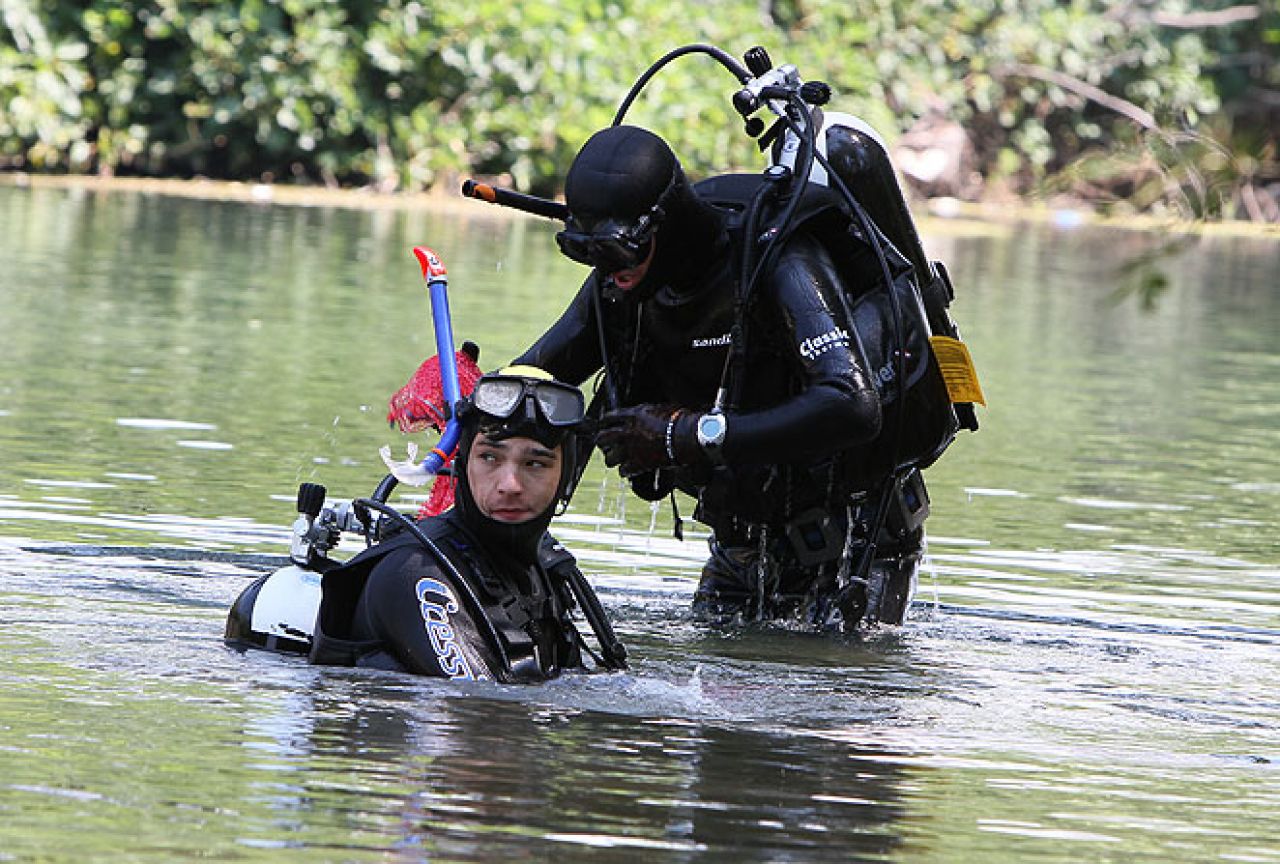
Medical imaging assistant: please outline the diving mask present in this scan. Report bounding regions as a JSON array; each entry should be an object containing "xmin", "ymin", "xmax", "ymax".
[
  {"xmin": 471, "ymin": 366, "xmax": 586, "ymax": 431},
  {"xmin": 556, "ymin": 215, "xmax": 657, "ymax": 273},
  {"xmin": 556, "ymin": 171, "xmax": 676, "ymax": 272}
]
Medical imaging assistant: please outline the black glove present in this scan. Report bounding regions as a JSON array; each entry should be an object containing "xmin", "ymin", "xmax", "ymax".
[{"xmin": 597, "ymin": 405, "xmax": 701, "ymax": 477}]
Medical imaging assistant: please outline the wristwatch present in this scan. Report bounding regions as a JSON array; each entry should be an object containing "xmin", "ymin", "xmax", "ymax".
[{"xmin": 696, "ymin": 411, "xmax": 728, "ymax": 462}]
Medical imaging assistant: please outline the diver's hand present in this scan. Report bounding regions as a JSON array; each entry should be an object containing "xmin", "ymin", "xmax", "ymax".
[{"xmin": 597, "ymin": 405, "xmax": 700, "ymax": 476}]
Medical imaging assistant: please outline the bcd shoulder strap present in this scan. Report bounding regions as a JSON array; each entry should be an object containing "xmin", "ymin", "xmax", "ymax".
[{"xmin": 538, "ymin": 535, "xmax": 628, "ymax": 671}]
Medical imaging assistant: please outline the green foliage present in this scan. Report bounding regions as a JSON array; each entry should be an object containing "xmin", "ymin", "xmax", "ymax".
[{"xmin": 0, "ymin": 0, "xmax": 1275, "ymax": 212}]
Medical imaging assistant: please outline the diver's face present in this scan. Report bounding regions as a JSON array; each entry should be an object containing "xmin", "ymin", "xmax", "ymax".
[
  {"xmin": 466, "ymin": 433, "xmax": 562, "ymax": 523},
  {"xmin": 609, "ymin": 235, "xmax": 657, "ymax": 293}
]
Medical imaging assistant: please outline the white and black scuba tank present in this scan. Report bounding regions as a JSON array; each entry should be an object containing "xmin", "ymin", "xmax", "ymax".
[
  {"xmin": 225, "ymin": 480, "xmax": 365, "ymax": 655},
  {"xmin": 225, "ymin": 563, "xmax": 323, "ymax": 654}
]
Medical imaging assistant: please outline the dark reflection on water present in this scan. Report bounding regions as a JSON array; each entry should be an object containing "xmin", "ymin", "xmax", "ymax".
[
  {"xmin": 3, "ymin": 527, "xmax": 1280, "ymax": 861},
  {"xmin": 2, "ymin": 187, "xmax": 1280, "ymax": 862},
  {"xmin": 262, "ymin": 681, "xmax": 908, "ymax": 862}
]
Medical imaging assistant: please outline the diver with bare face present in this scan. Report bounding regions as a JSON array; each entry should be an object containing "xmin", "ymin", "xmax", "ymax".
[{"xmin": 302, "ymin": 366, "xmax": 625, "ymax": 682}]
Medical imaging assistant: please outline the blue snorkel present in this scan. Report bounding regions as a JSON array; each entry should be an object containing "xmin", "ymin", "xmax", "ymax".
[
  {"xmin": 379, "ymin": 246, "xmax": 465, "ymax": 485},
  {"xmin": 416, "ymin": 245, "xmax": 462, "ymax": 474}
]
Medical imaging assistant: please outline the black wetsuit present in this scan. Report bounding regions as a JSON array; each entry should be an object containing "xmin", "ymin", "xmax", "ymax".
[
  {"xmin": 523, "ymin": 232, "xmax": 879, "ymax": 507},
  {"xmin": 309, "ymin": 511, "xmax": 587, "ymax": 682},
  {"xmin": 519, "ymin": 175, "xmax": 946, "ymax": 624}
]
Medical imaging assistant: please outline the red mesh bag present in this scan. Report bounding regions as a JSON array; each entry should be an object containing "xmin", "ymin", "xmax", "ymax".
[
  {"xmin": 387, "ymin": 346, "xmax": 484, "ymax": 434},
  {"xmin": 386, "ymin": 345, "xmax": 483, "ymax": 517}
]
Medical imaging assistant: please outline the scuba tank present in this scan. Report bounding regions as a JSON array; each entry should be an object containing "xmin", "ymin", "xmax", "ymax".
[
  {"xmin": 770, "ymin": 107, "xmax": 981, "ymax": 433},
  {"xmin": 224, "ymin": 564, "xmax": 323, "ymax": 654},
  {"xmin": 719, "ymin": 59, "xmax": 974, "ymax": 480},
  {"xmin": 224, "ymin": 481, "xmax": 361, "ymax": 654}
]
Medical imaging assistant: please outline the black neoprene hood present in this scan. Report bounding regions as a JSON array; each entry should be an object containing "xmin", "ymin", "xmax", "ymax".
[
  {"xmin": 564, "ymin": 126, "xmax": 677, "ymax": 227},
  {"xmin": 561, "ymin": 125, "xmax": 729, "ymax": 299}
]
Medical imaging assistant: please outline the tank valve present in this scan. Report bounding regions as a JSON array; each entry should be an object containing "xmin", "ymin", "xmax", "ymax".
[
  {"xmin": 800, "ymin": 81, "xmax": 831, "ymax": 106},
  {"xmin": 743, "ymin": 45, "xmax": 772, "ymax": 77},
  {"xmin": 289, "ymin": 482, "xmax": 330, "ymax": 567},
  {"xmin": 297, "ymin": 483, "xmax": 326, "ymax": 519}
]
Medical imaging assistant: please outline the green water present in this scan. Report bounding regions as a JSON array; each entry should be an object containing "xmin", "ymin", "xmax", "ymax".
[{"xmin": 1, "ymin": 185, "xmax": 1278, "ymax": 862}]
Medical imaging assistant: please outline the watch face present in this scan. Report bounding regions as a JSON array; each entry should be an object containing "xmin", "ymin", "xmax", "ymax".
[{"xmin": 698, "ymin": 413, "xmax": 726, "ymax": 446}]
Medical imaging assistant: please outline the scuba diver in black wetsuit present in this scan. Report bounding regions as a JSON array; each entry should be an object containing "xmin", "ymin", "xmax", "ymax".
[
  {"xmin": 514, "ymin": 122, "xmax": 965, "ymax": 629},
  {"xmin": 295, "ymin": 366, "xmax": 626, "ymax": 683}
]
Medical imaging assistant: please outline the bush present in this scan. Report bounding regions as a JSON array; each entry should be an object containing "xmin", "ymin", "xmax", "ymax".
[{"xmin": 1, "ymin": 0, "xmax": 1273, "ymax": 214}]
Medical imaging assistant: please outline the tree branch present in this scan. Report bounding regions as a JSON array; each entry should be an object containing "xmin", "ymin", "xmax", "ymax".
[
  {"xmin": 997, "ymin": 63, "xmax": 1159, "ymax": 131},
  {"xmin": 1152, "ymin": 6, "xmax": 1261, "ymax": 29}
]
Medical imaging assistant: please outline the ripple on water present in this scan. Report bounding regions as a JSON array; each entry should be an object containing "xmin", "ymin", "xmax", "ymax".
[{"xmin": 115, "ymin": 418, "xmax": 217, "ymax": 430}]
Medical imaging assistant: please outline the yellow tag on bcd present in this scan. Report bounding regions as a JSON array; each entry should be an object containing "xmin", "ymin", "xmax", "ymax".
[{"xmin": 929, "ymin": 335, "xmax": 986, "ymax": 406}]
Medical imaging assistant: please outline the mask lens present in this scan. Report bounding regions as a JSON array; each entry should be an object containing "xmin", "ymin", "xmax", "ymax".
[
  {"xmin": 473, "ymin": 378, "xmax": 525, "ymax": 418},
  {"xmin": 591, "ymin": 235, "xmax": 650, "ymax": 273},
  {"xmin": 555, "ymin": 230, "xmax": 595, "ymax": 266},
  {"xmin": 557, "ymin": 218, "xmax": 652, "ymax": 272},
  {"xmin": 533, "ymin": 383, "xmax": 586, "ymax": 426}
]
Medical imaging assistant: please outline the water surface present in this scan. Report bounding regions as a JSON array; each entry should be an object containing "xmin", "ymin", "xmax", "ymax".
[{"xmin": 1, "ymin": 185, "xmax": 1277, "ymax": 862}]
